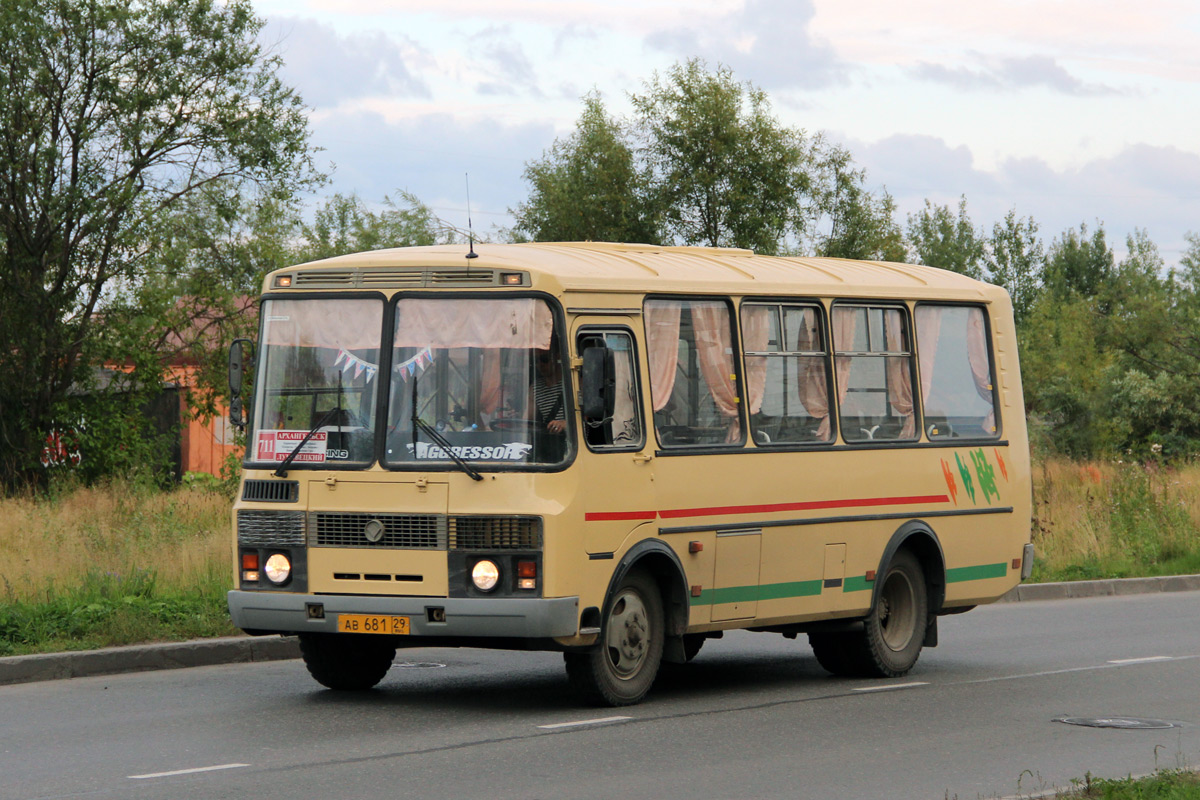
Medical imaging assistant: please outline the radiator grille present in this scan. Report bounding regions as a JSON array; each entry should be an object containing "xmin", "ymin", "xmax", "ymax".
[
  {"xmin": 309, "ymin": 512, "xmax": 446, "ymax": 549},
  {"xmin": 449, "ymin": 516, "xmax": 542, "ymax": 550},
  {"xmin": 237, "ymin": 510, "xmax": 306, "ymax": 547},
  {"xmin": 241, "ymin": 479, "xmax": 298, "ymax": 503}
]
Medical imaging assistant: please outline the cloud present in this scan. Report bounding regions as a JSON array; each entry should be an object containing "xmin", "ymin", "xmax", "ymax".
[
  {"xmin": 847, "ymin": 134, "xmax": 1200, "ymax": 263},
  {"xmin": 308, "ymin": 109, "xmax": 555, "ymax": 233},
  {"xmin": 645, "ymin": 0, "xmax": 847, "ymax": 90},
  {"xmin": 261, "ymin": 17, "xmax": 433, "ymax": 108},
  {"xmin": 468, "ymin": 26, "xmax": 542, "ymax": 96},
  {"xmin": 911, "ymin": 55, "xmax": 1124, "ymax": 96}
]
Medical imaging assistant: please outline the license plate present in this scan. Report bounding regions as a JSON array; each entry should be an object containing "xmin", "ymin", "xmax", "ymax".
[{"xmin": 337, "ymin": 614, "xmax": 410, "ymax": 635}]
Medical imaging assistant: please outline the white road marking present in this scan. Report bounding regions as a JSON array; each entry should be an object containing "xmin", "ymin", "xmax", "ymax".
[
  {"xmin": 1107, "ymin": 656, "xmax": 1173, "ymax": 664},
  {"xmin": 851, "ymin": 682, "xmax": 929, "ymax": 693},
  {"xmin": 537, "ymin": 716, "xmax": 633, "ymax": 730},
  {"xmin": 129, "ymin": 763, "xmax": 250, "ymax": 780}
]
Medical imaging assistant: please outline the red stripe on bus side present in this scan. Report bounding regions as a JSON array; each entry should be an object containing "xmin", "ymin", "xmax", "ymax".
[
  {"xmin": 584, "ymin": 494, "xmax": 951, "ymax": 523},
  {"xmin": 583, "ymin": 510, "xmax": 659, "ymax": 522}
]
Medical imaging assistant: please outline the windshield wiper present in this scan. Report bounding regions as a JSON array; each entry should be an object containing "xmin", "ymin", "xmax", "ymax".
[
  {"xmin": 410, "ymin": 373, "xmax": 483, "ymax": 482},
  {"xmin": 273, "ymin": 405, "xmax": 341, "ymax": 478}
]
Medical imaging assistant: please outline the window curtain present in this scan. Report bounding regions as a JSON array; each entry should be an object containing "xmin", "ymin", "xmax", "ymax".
[
  {"xmin": 741, "ymin": 305, "xmax": 773, "ymax": 414},
  {"xmin": 691, "ymin": 302, "xmax": 742, "ymax": 442},
  {"xmin": 883, "ymin": 308, "xmax": 915, "ymax": 438},
  {"xmin": 795, "ymin": 308, "xmax": 832, "ymax": 441},
  {"xmin": 645, "ymin": 301, "xmax": 682, "ymax": 412},
  {"xmin": 480, "ymin": 350, "xmax": 502, "ymax": 414},
  {"xmin": 965, "ymin": 308, "xmax": 996, "ymax": 432},
  {"xmin": 394, "ymin": 298, "xmax": 552, "ymax": 349},
  {"xmin": 263, "ymin": 298, "xmax": 382, "ymax": 349},
  {"xmin": 915, "ymin": 306, "xmax": 943, "ymax": 404},
  {"xmin": 828, "ymin": 308, "xmax": 859, "ymax": 439}
]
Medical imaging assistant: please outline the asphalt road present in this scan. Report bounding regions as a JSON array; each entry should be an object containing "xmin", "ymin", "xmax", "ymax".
[{"xmin": 2, "ymin": 591, "xmax": 1198, "ymax": 800}]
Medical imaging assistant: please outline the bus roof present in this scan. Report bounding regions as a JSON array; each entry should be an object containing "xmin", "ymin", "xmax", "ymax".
[{"xmin": 275, "ymin": 242, "xmax": 1007, "ymax": 302}]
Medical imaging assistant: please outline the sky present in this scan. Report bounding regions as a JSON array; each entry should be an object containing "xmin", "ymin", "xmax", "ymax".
[{"xmin": 251, "ymin": 0, "xmax": 1200, "ymax": 266}]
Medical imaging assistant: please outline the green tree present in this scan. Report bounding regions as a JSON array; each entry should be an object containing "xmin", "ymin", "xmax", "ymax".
[
  {"xmin": 905, "ymin": 196, "xmax": 984, "ymax": 278},
  {"xmin": 985, "ymin": 210, "xmax": 1044, "ymax": 326},
  {"xmin": 511, "ymin": 93, "xmax": 658, "ymax": 244},
  {"xmin": 1043, "ymin": 221, "xmax": 1114, "ymax": 298},
  {"xmin": 812, "ymin": 146, "xmax": 905, "ymax": 261},
  {"xmin": 296, "ymin": 191, "xmax": 449, "ymax": 262},
  {"xmin": 0, "ymin": 0, "xmax": 318, "ymax": 490},
  {"xmin": 630, "ymin": 59, "xmax": 816, "ymax": 255}
]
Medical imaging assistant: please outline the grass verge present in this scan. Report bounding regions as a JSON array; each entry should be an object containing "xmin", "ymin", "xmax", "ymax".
[
  {"xmin": 1045, "ymin": 769, "xmax": 1200, "ymax": 798},
  {"xmin": 0, "ymin": 478, "xmax": 238, "ymax": 656},
  {"xmin": 1032, "ymin": 458, "xmax": 1200, "ymax": 582}
]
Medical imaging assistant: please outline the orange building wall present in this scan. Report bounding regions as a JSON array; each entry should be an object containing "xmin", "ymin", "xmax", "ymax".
[{"xmin": 168, "ymin": 365, "xmax": 243, "ymax": 478}]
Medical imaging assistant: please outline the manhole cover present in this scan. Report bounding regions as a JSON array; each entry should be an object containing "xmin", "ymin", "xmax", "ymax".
[
  {"xmin": 393, "ymin": 662, "xmax": 447, "ymax": 669},
  {"xmin": 1055, "ymin": 717, "xmax": 1177, "ymax": 730}
]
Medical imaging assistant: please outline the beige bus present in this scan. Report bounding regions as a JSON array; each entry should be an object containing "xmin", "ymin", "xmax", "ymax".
[{"xmin": 227, "ymin": 242, "xmax": 1033, "ymax": 706}]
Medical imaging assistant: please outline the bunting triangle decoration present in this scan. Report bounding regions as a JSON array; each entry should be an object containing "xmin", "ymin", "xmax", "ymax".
[
  {"xmin": 334, "ymin": 349, "xmax": 379, "ymax": 384},
  {"xmin": 394, "ymin": 346, "xmax": 433, "ymax": 381}
]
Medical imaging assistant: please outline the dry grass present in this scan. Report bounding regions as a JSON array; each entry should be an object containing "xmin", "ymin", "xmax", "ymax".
[
  {"xmin": 0, "ymin": 481, "xmax": 231, "ymax": 601},
  {"xmin": 1032, "ymin": 456, "xmax": 1200, "ymax": 581}
]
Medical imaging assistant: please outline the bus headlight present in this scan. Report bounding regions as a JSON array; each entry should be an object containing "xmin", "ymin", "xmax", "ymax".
[
  {"xmin": 264, "ymin": 553, "xmax": 292, "ymax": 585},
  {"xmin": 471, "ymin": 559, "xmax": 500, "ymax": 592}
]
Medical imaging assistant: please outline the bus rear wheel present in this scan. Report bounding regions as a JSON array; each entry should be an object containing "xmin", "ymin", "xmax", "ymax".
[
  {"xmin": 809, "ymin": 549, "xmax": 927, "ymax": 678},
  {"xmin": 298, "ymin": 632, "xmax": 397, "ymax": 691},
  {"xmin": 564, "ymin": 569, "xmax": 664, "ymax": 706}
]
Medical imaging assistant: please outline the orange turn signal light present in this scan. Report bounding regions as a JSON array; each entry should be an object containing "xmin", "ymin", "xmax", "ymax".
[
  {"xmin": 517, "ymin": 560, "xmax": 537, "ymax": 579},
  {"xmin": 242, "ymin": 553, "xmax": 259, "ymax": 570}
]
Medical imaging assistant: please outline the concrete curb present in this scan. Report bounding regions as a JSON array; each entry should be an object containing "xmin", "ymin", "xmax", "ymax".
[
  {"xmin": 996, "ymin": 573, "xmax": 1200, "ymax": 603},
  {"xmin": 3, "ymin": 575, "xmax": 1199, "ymax": 687},
  {"xmin": 0, "ymin": 635, "xmax": 300, "ymax": 687}
]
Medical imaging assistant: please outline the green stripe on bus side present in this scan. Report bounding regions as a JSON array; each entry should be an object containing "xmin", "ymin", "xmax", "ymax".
[
  {"xmin": 690, "ymin": 562, "xmax": 1009, "ymax": 606},
  {"xmin": 946, "ymin": 562, "xmax": 1009, "ymax": 582},
  {"xmin": 692, "ymin": 579, "xmax": 823, "ymax": 606},
  {"xmin": 843, "ymin": 575, "xmax": 873, "ymax": 593}
]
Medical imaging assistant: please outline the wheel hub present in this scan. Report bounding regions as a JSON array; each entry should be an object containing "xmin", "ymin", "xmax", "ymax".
[{"xmin": 607, "ymin": 592, "xmax": 650, "ymax": 677}]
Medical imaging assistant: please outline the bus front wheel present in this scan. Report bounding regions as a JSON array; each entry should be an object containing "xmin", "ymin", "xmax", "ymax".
[
  {"xmin": 564, "ymin": 569, "xmax": 664, "ymax": 706},
  {"xmin": 809, "ymin": 549, "xmax": 927, "ymax": 678},
  {"xmin": 298, "ymin": 632, "xmax": 396, "ymax": 691}
]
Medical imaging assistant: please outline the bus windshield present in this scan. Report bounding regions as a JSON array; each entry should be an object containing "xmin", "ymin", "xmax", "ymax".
[
  {"xmin": 249, "ymin": 297, "xmax": 384, "ymax": 468},
  {"xmin": 384, "ymin": 296, "xmax": 570, "ymax": 468},
  {"xmin": 248, "ymin": 295, "xmax": 570, "ymax": 470}
]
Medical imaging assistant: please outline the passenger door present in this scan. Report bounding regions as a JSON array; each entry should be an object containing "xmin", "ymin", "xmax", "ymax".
[{"xmin": 573, "ymin": 324, "xmax": 657, "ymax": 557}]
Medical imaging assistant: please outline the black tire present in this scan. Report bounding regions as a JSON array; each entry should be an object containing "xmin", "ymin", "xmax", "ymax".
[
  {"xmin": 298, "ymin": 633, "xmax": 396, "ymax": 691},
  {"xmin": 809, "ymin": 549, "xmax": 928, "ymax": 678},
  {"xmin": 682, "ymin": 633, "xmax": 705, "ymax": 662},
  {"xmin": 564, "ymin": 570, "xmax": 664, "ymax": 706},
  {"xmin": 808, "ymin": 631, "xmax": 864, "ymax": 677}
]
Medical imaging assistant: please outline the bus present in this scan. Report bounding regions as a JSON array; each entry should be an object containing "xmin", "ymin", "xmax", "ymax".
[{"xmin": 226, "ymin": 242, "xmax": 1033, "ymax": 706}]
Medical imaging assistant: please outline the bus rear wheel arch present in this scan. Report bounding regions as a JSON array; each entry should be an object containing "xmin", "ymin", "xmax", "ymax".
[{"xmin": 809, "ymin": 548, "xmax": 929, "ymax": 678}]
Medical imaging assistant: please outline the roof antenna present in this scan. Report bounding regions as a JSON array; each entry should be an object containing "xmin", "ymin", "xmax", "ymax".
[{"xmin": 465, "ymin": 173, "xmax": 478, "ymax": 261}]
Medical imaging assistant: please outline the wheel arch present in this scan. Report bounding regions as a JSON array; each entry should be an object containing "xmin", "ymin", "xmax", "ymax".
[
  {"xmin": 604, "ymin": 538, "xmax": 690, "ymax": 639},
  {"xmin": 873, "ymin": 520, "xmax": 946, "ymax": 617}
]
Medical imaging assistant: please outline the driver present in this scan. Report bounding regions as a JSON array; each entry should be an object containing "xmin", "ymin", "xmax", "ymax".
[{"xmin": 529, "ymin": 348, "xmax": 565, "ymax": 433}]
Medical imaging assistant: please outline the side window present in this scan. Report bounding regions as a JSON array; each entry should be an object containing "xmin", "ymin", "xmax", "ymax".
[
  {"xmin": 741, "ymin": 302, "xmax": 834, "ymax": 444},
  {"xmin": 832, "ymin": 305, "xmax": 918, "ymax": 442},
  {"xmin": 645, "ymin": 298, "xmax": 744, "ymax": 447},
  {"xmin": 915, "ymin": 305, "xmax": 999, "ymax": 439},
  {"xmin": 577, "ymin": 330, "xmax": 644, "ymax": 451}
]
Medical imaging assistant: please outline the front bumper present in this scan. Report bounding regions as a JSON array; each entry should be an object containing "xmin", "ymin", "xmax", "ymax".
[{"xmin": 227, "ymin": 590, "xmax": 580, "ymax": 638}]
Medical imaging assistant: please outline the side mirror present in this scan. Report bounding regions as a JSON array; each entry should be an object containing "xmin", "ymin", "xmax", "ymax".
[
  {"xmin": 580, "ymin": 346, "xmax": 615, "ymax": 421},
  {"xmin": 228, "ymin": 338, "xmax": 252, "ymax": 430}
]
